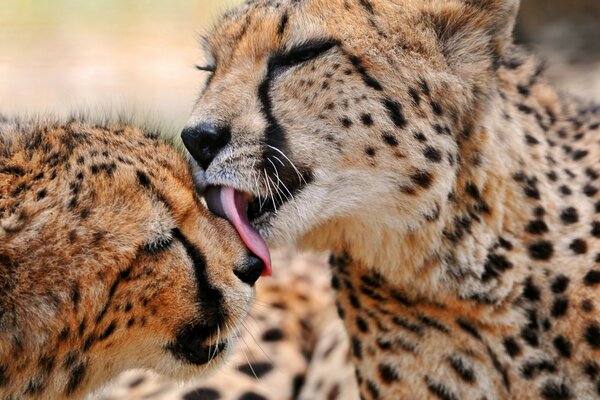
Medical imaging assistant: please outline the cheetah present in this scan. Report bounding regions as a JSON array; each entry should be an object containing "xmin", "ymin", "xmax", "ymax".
[
  {"xmin": 0, "ymin": 117, "xmax": 268, "ymax": 399},
  {"xmin": 181, "ymin": 0, "xmax": 600, "ymax": 398}
]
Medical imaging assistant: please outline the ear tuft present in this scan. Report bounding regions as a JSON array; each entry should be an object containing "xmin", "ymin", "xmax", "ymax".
[
  {"xmin": 426, "ymin": 0, "xmax": 520, "ymax": 77},
  {"xmin": 464, "ymin": 0, "xmax": 520, "ymax": 43}
]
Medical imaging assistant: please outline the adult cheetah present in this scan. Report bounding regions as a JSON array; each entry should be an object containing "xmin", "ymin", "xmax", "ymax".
[
  {"xmin": 182, "ymin": 0, "xmax": 600, "ymax": 398},
  {"xmin": 0, "ymin": 117, "xmax": 267, "ymax": 399}
]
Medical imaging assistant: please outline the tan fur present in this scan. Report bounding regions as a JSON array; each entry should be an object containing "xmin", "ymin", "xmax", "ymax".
[
  {"xmin": 0, "ymin": 118, "xmax": 256, "ymax": 399},
  {"xmin": 183, "ymin": 0, "xmax": 600, "ymax": 398}
]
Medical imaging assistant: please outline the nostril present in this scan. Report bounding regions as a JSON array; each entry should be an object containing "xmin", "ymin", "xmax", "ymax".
[
  {"xmin": 181, "ymin": 122, "xmax": 232, "ymax": 170},
  {"xmin": 234, "ymin": 254, "xmax": 265, "ymax": 286}
]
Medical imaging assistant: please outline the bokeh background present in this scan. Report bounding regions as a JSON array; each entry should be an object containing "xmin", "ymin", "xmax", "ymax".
[
  {"xmin": 0, "ymin": 0, "xmax": 240, "ymax": 130},
  {"xmin": 1, "ymin": 0, "xmax": 599, "ymax": 137}
]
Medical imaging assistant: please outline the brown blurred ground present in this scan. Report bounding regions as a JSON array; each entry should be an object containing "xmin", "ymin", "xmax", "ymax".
[{"xmin": 517, "ymin": 0, "xmax": 600, "ymax": 100}]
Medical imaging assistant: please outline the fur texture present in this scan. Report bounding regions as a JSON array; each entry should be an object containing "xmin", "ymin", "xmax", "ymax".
[
  {"xmin": 184, "ymin": 0, "xmax": 600, "ymax": 398},
  {"xmin": 0, "ymin": 118, "xmax": 257, "ymax": 399}
]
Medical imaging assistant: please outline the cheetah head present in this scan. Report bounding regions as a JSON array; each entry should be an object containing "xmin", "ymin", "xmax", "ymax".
[
  {"xmin": 183, "ymin": 0, "xmax": 519, "ymax": 255},
  {"xmin": 0, "ymin": 120, "xmax": 264, "ymax": 398}
]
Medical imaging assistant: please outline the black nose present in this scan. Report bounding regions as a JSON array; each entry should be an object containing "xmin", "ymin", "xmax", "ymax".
[
  {"xmin": 181, "ymin": 122, "xmax": 231, "ymax": 170},
  {"xmin": 234, "ymin": 254, "xmax": 265, "ymax": 286}
]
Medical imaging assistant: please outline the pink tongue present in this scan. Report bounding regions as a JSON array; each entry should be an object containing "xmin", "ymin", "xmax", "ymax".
[{"xmin": 205, "ymin": 187, "xmax": 272, "ymax": 277}]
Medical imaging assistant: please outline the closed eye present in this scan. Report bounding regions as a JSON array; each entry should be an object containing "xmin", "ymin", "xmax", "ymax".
[
  {"xmin": 269, "ymin": 39, "xmax": 339, "ymax": 72},
  {"xmin": 195, "ymin": 64, "xmax": 216, "ymax": 73},
  {"xmin": 143, "ymin": 230, "xmax": 175, "ymax": 254}
]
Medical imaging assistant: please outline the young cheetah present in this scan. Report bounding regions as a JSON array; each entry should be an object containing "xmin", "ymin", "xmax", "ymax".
[
  {"xmin": 0, "ymin": 117, "xmax": 267, "ymax": 399},
  {"xmin": 182, "ymin": 0, "xmax": 600, "ymax": 398}
]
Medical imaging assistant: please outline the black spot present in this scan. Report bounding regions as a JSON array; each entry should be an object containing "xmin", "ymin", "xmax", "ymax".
[
  {"xmin": 237, "ymin": 362, "xmax": 273, "ymax": 379},
  {"xmin": 382, "ymin": 133, "xmax": 398, "ymax": 146},
  {"xmin": 365, "ymin": 147, "xmax": 376, "ymax": 157},
  {"xmin": 409, "ymin": 87, "xmax": 421, "ymax": 105},
  {"xmin": 482, "ymin": 253, "xmax": 513, "ymax": 282},
  {"xmin": 523, "ymin": 277, "xmax": 540, "ymax": 301},
  {"xmin": 584, "ymin": 270, "xmax": 600, "ymax": 286},
  {"xmin": 582, "ymin": 300, "xmax": 594, "ymax": 312},
  {"xmin": 360, "ymin": 113, "xmax": 374, "ymax": 126},
  {"xmin": 423, "ymin": 146, "xmax": 442, "ymax": 162},
  {"xmin": 525, "ymin": 134, "xmax": 539, "ymax": 145},
  {"xmin": 528, "ymin": 241, "xmax": 554, "ymax": 260},
  {"xmin": 366, "ymin": 380, "xmax": 380, "ymax": 398},
  {"xmin": 583, "ymin": 361, "xmax": 599, "ymax": 379},
  {"xmin": 573, "ymin": 149, "xmax": 589, "ymax": 160},
  {"xmin": 448, "ymin": 356, "xmax": 475, "ymax": 382},
  {"xmin": 351, "ymin": 336, "xmax": 362, "ymax": 359},
  {"xmin": 456, "ymin": 318, "xmax": 482, "ymax": 340},
  {"xmin": 521, "ymin": 327, "xmax": 539, "ymax": 347},
  {"xmin": 560, "ymin": 207, "xmax": 578, "ymax": 224},
  {"xmin": 348, "ymin": 54, "xmax": 383, "ymax": 91},
  {"xmin": 65, "ymin": 362, "xmax": 87, "ymax": 395},
  {"xmin": 503, "ymin": 337, "xmax": 521, "ymax": 358},
  {"xmin": 262, "ymin": 328, "xmax": 284, "ymax": 342},
  {"xmin": 584, "ymin": 323, "xmax": 600, "ymax": 349},
  {"xmin": 378, "ymin": 363, "xmax": 400, "ymax": 384},
  {"xmin": 569, "ymin": 238, "xmax": 587, "ymax": 254},
  {"xmin": 553, "ymin": 335, "xmax": 572, "ymax": 358},
  {"xmin": 414, "ymin": 131, "xmax": 427, "ymax": 142},
  {"xmin": 356, "ymin": 316, "xmax": 369, "ymax": 332},
  {"xmin": 526, "ymin": 220, "xmax": 548, "ymax": 235},
  {"xmin": 425, "ymin": 377, "xmax": 459, "ymax": 400},
  {"xmin": 238, "ymin": 392, "xmax": 267, "ymax": 400},
  {"xmin": 98, "ymin": 321, "xmax": 117, "ymax": 341},
  {"xmin": 521, "ymin": 359, "xmax": 557, "ymax": 379},
  {"xmin": 382, "ymin": 98, "xmax": 407, "ymax": 128},
  {"xmin": 551, "ymin": 275, "xmax": 569, "ymax": 294},
  {"xmin": 592, "ymin": 221, "xmax": 600, "ymax": 238},
  {"xmin": 434, "ymin": 124, "xmax": 451, "ymax": 135},
  {"xmin": 559, "ymin": 185, "xmax": 572, "ymax": 196},
  {"xmin": 277, "ymin": 12, "xmax": 289, "ymax": 35},
  {"xmin": 410, "ymin": 170, "xmax": 434, "ymax": 189},
  {"xmin": 136, "ymin": 170, "xmax": 151, "ymax": 187},
  {"xmin": 551, "ymin": 297, "xmax": 569, "ymax": 318},
  {"xmin": 540, "ymin": 380, "xmax": 572, "ymax": 400},
  {"xmin": 430, "ymin": 101, "xmax": 443, "ymax": 115},
  {"xmin": 341, "ymin": 117, "xmax": 353, "ymax": 128},
  {"xmin": 292, "ymin": 374, "xmax": 305, "ymax": 399},
  {"xmin": 183, "ymin": 388, "xmax": 220, "ymax": 400}
]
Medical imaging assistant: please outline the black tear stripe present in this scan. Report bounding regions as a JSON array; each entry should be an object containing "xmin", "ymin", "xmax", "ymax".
[
  {"xmin": 172, "ymin": 229, "xmax": 223, "ymax": 312},
  {"xmin": 257, "ymin": 64, "xmax": 314, "ymax": 196}
]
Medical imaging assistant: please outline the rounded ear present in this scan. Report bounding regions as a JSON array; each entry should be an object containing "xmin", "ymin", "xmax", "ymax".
[
  {"xmin": 464, "ymin": 0, "xmax": 520, "ymax": 44},
  {"xmin": 424, "ymin": 0, "xmax": 520, "ymax": 78}
]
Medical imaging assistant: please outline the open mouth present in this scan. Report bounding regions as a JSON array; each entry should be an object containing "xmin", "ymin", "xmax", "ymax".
[{"xmin": 204, "ymin": 186, "xmax": 274, "ymax": 276}]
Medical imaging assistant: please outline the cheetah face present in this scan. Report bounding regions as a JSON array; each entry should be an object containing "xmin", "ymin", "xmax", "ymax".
[
  {"xmin": 183, "ymin": 0, "xmax": 515, "ymax": 250},
  {"xmin": 0, "ymin": 120, "xmax": 265, "ymax": 398}
]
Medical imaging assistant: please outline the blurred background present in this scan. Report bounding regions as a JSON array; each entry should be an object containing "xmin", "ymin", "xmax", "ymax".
[
  {"xmin": 1, "ymin": 0, "xmax": 599, "ymax": 138},
  {"xmin": 0, "ymin": 0, "xmax": 241, "ymax": 131}
]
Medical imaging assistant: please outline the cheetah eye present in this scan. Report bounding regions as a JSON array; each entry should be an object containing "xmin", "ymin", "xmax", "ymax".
[
  {"xmin": 269, "ymin": 39, "xmax": 339, "ymax": 72},
  {"xmin": 195, "ymin": 64, "xmax": 216, "ymax": 73},
  {"xmin": 143, "ymin": 231, "xmax": 175, "ymax": 254}
]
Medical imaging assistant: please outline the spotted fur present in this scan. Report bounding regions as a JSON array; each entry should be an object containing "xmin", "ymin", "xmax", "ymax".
[
  {"xmin": 183, "ymin": 0, "xmax": 600, "ymax": 398},
  {"xmin": 0, "ymin": 117, "xmax": 259, "ymax": 399}
]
